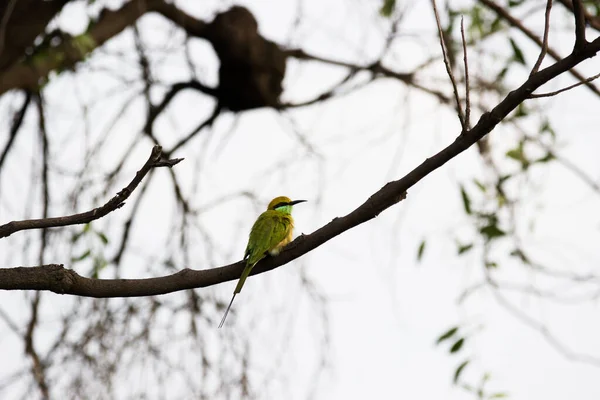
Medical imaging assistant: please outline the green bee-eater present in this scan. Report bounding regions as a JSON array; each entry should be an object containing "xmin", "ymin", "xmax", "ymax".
[{"xmin": 218, "ymin": 196, "xmax": 306, "ymax": 328}]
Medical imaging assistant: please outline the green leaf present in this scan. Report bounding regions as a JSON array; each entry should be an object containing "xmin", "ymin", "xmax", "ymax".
[
  {"xmin": 71, "ymin": 249, "xmax": 91, "ymax": 262},
  {"xmin": 505, "ymin": 149, "xmax": 523, "ymax": 161},
  {"xmin": 510, "ymin": 248, "xmax": 530, "ymax": 264},
  {"xmin": 485, "ymin": 261, "xmax": 498, "ymax": 269},
  {"xmin": 436, "ymin": 326, "xmax": 459, "ymax": 344},
  {"xmin": 469, "ymin": 6, "xmax": 485, "ymax": 38},
  {"xmin": 454, "ymin": 360, "xmax": 470, "ymax": 384},
  {"xmin": 473, "ymin": 179, "xmax": 487, "ymax": 193},
  {"xmin": 480, "ymin": 225, "xmax": 506, "ymax": 240},
  {"xmin": 96, "ymin": 231, "xmax": 109, "ymax": 245},
  {"xmin": 458, "ymin": 243, "xmax": 473, "ymax": 255},
  {"xmin": 509, "ymin": 37, "xmax": 526, "ymax": 65},
  {"xmin": 508, "ymin": 0, "xmax": 525, "ymax": 6},
  {"xmin": 498, "ymin": 174, "xmax": 512, "ymax": 185},
  {"xmin": 506, "ymin": 141, "xmax": 530, "ymax": 169},
  {"xmin": 380, "ymin": 0, "xmax": 395, "ymax": 17},
  {"xmin": 534, "ymin": 152, "xmax": 555, "ymax": 164},
  {"xmin": 514, "ymin": 103, "xmax": 528, "ymax": 118},
  {"xmin": 460, "ymin": 186, "xmax": 472, "ymax": 215},
  {"xmin": 489, "ymin": 393, "xmax": 509, "ymax": 398},
  {"xmin": 450, "ymin": 337, "xmax": 465, "ymax": 353},
  {"xmin": 490, "ymin": 17, "xmax": 502, "ymax": 32},
  {"xmin": 91, "ymin": 256, "xmax": 108, "ymax": 279},
  {"xmin": 72, "ymin": 223, "xmax": 92, "ymax": 243},
  {"xmin": 496, "ymin": 65, "xmax": 509, "ymax": 81},
  {"xmin": 540, "ymin": 119, "xmax": 556, "ymax": 139},
  {"xmin": 417, "ymin": 240, "xmax": 426, "ymax": 262}
]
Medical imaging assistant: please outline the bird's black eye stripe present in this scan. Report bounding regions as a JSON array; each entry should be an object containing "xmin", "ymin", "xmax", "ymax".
[{"xmin": 273, "ymin": 202, "xmax": 288, "ymax": 209}]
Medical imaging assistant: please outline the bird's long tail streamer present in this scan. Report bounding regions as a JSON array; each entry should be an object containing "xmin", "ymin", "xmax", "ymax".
[{"xmin": 218, "ymin": 293, "xmax": 237, "ymax": 328}]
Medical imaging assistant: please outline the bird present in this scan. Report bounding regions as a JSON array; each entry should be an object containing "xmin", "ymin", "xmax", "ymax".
[{"xmin": 218, "ymin": 196, "xmax": 306, "ymax": 328}]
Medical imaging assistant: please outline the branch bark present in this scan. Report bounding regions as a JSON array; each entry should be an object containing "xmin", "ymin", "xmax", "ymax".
[
  {"xmin": 0, "ymin": 0, "xmax": 169, "ymax": 95},
  {"xmin": 480, "ymin": 0, "xmax": 600, "ymax": 97},
  {"xmin": 0, "ymin": 145, "xmax": 182, "ymax": 238},
  {"xmin": 2, "ymin": 35, "xmax": 599, "ymax": 297}
]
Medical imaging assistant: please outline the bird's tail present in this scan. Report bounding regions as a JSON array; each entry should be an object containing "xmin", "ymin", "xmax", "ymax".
[
  {"xmin": 218, "ymin": 293, "xmax": 237, "ymax": 329},
  {"xmin": 218, "ymin": 261, "xmax": 257, "ymax": 328},
  {"xmin": 233, "ymin": 262, "xmax": 256, "ymax": 295}
]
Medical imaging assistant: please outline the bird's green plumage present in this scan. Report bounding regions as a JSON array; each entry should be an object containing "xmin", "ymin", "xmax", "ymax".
[
  {"xmin": 234, "ymin": 210, "xmax": 293, "ymax": 294},
  {"xmin": 218, "ymin": 196, "xmax": 305, "ymax": 328}
]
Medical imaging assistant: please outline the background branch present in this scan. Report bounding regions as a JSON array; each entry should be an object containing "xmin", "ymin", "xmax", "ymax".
[{"xmin": 0, "ymin": 145, "xmax": 181, "ymax": 238}]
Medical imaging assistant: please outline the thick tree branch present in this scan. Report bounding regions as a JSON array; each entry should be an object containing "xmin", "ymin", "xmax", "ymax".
[
  {"xmin": 0, "ymin": 0, "xmax": 164, "ymax": 95},
  {"xmin": 0, "ymin": 0, "xmax": 69, "ymax": 72},
  {"xmin": 152, "ymin": 0, "xmax": 209, "ymax": 38},
  {"xmin": 2, "ymin": 36, "xmax": 599, "ymax": 297},
  {"xmin": 571, "ymin": 0, "xmax": 588, "ymax": 50},
  {"xmin": 556, "ymin": 0, "xmax": 600, "ymax": 32},
  {"xmin": 480, "ymin": 0, "xmax": 600, "ymax": 97},
  {"xmin": 0, "ymin": 145, "xmax": 182, "ymax": 238}
]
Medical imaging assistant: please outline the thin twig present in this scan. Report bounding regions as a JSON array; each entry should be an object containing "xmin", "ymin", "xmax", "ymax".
[
  {"xmin": 0, "ymin": 91, "xmax": 31, "ymax": 171},
  {"xmin": 529, "ymin": 72, "xmax": 600, "ymax": 98},
  {"xmin": 165, "ymin": 104, "xmax": 221, "ymax": 157},
  {"xmin": 431, "ymin": 0, "xmax": 466, "ymax": 130},
  {"xmin": 24, "ymin": 292, "xmax": 49, "ymax": 399},
  {"xmin": 460, "ymin": 17, "xmax": 471, "ymax": 129},
  {"xmin": 531, "ymin": 0, "xmax": 553, "ymax": 75},
  {"xmin": 488, "ymin": 279, "xmax": 600, "ymax": 367},
  {"xmin": 0, "ymin": 145, "xmax": 182, "ymax": 238}
]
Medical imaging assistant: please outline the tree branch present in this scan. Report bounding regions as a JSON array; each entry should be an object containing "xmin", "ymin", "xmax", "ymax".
[
  {"xmin": 480, "ymin": 0, "xmax": 600, "ymax": 97},
  {"xmin": 571, "ymin": 0, "xmax": 588, "ymax": 51},
  {"xmin": 529, "ymin": 71, "xmax": 600, "ymax": 98},
  {"xmin": 0, "ymin": 145, "xmax": 182, "ymax": 238},
  {"xmin": 0, "ymin": 90, "xmax": 31, "ymax": 171},
  {"xmin": 0, "ymin": 0, "xmax": 163, "ymax": 95},
  {"xmin": 431, "ymin": 0, "xmax": 466, "ymax": 130},
  {"xmin": 556, "ymin": 0, "xmax": 600, "ymax": 32},
  {"xmin": 530, "ymin": 0, "xmax": 553, "ymax": 75},
  {"xmin": 2, "ymin": 36, "xmax": 599, "ymax": 297}
]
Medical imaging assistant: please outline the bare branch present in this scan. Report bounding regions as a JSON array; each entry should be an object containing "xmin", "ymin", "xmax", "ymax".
[
  {"xmin": 480, "ymin": 0, "xmax": 600, "ymax": 97},
  {"xmin": 529, "ymin": 71, "xmax": 600, "ymax": 98},
  {"xmin": 0, "ymin": 145, "xmax": 182, "ymax": 238},
  {"xmin": 0, "ymin": 90, "xmax": 31, "ymax": 171},
  {"xmin": 431, "ymin": 0, "xmax": 466, "ymax": 131},
  {"xmin": 0, "ymin": 0, "xmax": 176, "ymax": 95},
  {"xmin": 531, "ymin": 0, "xmax": 553, "ymax": 75},
  {"xmin": 571, "ymin": 0, "xmax": 588, "ymax": 50},
  {"xmin": 489, "ymin": 280, "xmax": 600, "ymax": 367},
  {"xmin": 24, "ymin": 293, "xmax": 49, "ymax": 399},
  {"xmin": 286, "ymin": 49, "xmax": 415, "ymax": 85},
  {"xmin": 2, "ymin": 35, "xmax": 599, "ymax": 297},
  {"xmin": 143, "ymin": 81, "xmax": 218, "ymax": 137},
  {"xmin": 165, "ymin": 104, "xmax": 221, "ymax": 157},
  {"xmin": 556, "ymin": 0, "xmax": 600, "ymax": 32},
  {"xmin": 460, "ymin": 17, "xmax": 471, "ymax": 129},
  {"xmin": 152, "ymin": 0, "xmax": 210, "ymax": 38}
]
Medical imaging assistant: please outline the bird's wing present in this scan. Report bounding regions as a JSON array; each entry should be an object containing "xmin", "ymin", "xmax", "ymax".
[{"xmin": 245, "ymin": 212, "xmax": 290, "ymax": 266}]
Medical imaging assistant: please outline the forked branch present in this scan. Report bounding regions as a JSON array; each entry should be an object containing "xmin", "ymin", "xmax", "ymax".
[{"xmin": 0, "ymin": 146, "xmax": 183, "ymax": 238}]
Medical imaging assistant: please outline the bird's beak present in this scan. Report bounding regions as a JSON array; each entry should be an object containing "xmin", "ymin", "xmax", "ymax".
[{"xmin": 289, "ymin": 199, "xmax": 307, "ymax": 206}]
